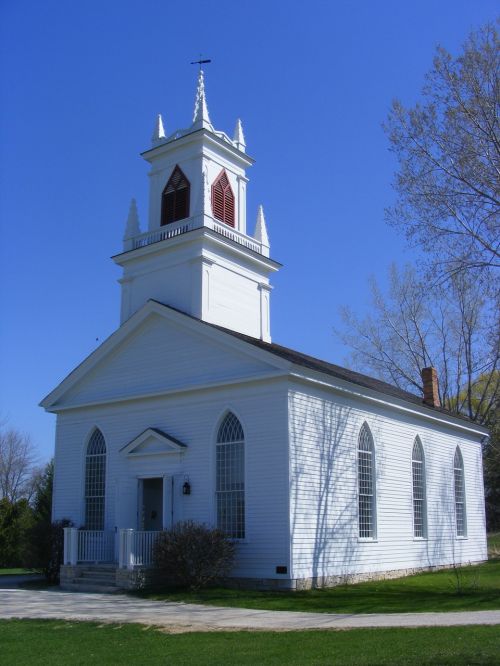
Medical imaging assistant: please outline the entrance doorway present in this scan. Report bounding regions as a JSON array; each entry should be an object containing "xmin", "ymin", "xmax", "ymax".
[{"xmin": 141, "ymin": 478, "xmax": 163, "ymax": 531}]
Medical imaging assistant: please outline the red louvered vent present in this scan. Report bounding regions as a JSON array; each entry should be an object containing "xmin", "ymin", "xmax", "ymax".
[
  {"xmin": 161, "ymin": 165, "xmax": 190, "ymax": 225},
  {"xmin": 212, "ymin": 170, "xmax": 235, "ymax": 227}
]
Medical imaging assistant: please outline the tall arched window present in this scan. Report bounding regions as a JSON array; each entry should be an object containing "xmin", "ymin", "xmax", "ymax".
[
  {"xmin": 216, "ymin": 412, "xmax": 244, "ymax": 538},
  {"xmin": 358, "ymin": 423, "xmax": 376, "ymax": 538},
  {"xmin": 412, "ymin": 437, "xmax": 427, "ymax": 538},
  {"xmin": 211, "ymin": 170, "xmax": 235, "ymax": 227},
  {"xmin": 454, "ymin": 446, "xmax": 467, "ymax": 537},
  {"xmin": 85, "ymin": 429, "xmax": 106, "ymax": 530},
  {"xmin": 161, "ymin": 165, "xmax": 190, "ymax": 225}
]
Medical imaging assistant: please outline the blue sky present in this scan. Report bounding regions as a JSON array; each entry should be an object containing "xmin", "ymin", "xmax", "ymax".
[{"xmin": 1, "ymin": 0, "xmax": 497, "ymax": 462}]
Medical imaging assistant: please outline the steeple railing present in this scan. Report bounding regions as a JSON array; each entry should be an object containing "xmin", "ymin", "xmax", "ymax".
[{"xmin": 127, "ymin": 215, "xmax": 264, "ymax": 256}]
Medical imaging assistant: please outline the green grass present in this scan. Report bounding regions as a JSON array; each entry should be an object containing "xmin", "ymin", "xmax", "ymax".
[
  {"xmin": 0, "ymin": 568, "xmax": 38, "ymax": 576},
  {"xmin": 488, "ymin": 532, "xmax": 500, "ymax": 557},
  {"xmin": 139, "ymin": 558, "xmax": 500, "ymax": 614},
  {"xmin": 1, "ymin": 620, "xmax": 499, "ymax": 665}
]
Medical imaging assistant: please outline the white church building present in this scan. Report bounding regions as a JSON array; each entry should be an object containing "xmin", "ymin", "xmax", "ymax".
[{"xmin": 41, "ymin": 71, "xmax": 488, "ymax": 590}]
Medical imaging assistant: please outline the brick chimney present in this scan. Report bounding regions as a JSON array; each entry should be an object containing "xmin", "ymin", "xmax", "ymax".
[{"xmin": 421, "ymin": 367, "xmax": 441, "ymax": 408}]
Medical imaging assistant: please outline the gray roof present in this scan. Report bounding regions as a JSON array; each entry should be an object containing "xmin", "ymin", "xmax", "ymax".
[{"xmin": 153, "ymin": 301, "xmax": 484, "ymax": 428}]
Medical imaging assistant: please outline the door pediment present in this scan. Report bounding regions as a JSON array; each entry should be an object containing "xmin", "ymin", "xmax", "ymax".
[{"xmin": 120, "ymin": 428, "xmax": 186, "ymax": 458}]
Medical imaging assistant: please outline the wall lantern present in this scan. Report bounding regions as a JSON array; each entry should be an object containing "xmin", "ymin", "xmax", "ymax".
[{"xmin": 182, "ymin": 480, "xmax": 191, "ymax": 495}]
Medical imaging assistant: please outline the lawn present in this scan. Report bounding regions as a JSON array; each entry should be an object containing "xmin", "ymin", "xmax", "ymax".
[
  {"xmin": 0, "ymin": 568, "xmax": 37, "ymax": 576},
  {"xmin": 488, "ymin": 532, "xmax": 500, "ymax": 557},
  {"xmin": 1, "ymin": 620, "xmax": 500, "ymax": 666},
  {"xmin": 139, "ymin": 558, "xmax": 500, "ymax": 614}
]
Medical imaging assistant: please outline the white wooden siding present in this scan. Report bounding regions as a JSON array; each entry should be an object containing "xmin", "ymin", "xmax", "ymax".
[
  {"xmin": 289, "ymin": 384, "xmax": 487, "ymax": 581},
  {"xmin": 53, "ymin": 380, "xmax": 290, "ymax": 579},
  {"xmin": 60, "ymin": 314, "xmax": 274, "ymax": 407}
]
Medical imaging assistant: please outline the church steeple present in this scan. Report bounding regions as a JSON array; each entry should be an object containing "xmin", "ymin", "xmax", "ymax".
[
  {"xmin": 151, "ymin": 113, "xmax": 166, "ymax": 145},
  {"xmin": 113, "ymin": 71, "xmax": 280, "ymax": 342},
  {"xmin": 192, "ymin": 69, "xmax": 213, "ymax": 131}
]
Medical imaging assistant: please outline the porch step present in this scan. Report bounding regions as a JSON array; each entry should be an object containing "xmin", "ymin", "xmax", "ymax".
[
  {"xmin": 62, "ymin": 582, "xmax": 120, "ymax": 594},
  {"xmin": 60, "ymin": 565, "xmax": 123, "ymax": 594}
]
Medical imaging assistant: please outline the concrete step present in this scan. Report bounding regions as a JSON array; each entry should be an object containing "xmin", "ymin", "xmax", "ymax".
[
  {"xmin": 79, "ymin": 571, "xmax": 116, "ymax": 580},
  {"xmin": 77, "ymin": 565, "xmax": 116, "ymax": 572},
  {"xmin": 61, "ymin": 582, "xmax": 121, "ymax": 594},
  {"xmin": 74, "ymin": 576, "xmax": 116, "ymax": 586}
]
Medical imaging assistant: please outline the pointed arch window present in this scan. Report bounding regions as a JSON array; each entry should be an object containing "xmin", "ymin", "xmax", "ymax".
[
  {"xmin": 412, "ymin": 437, "xmax": 427, "ymax": 538},
  {"xmin": 358, "ymin": 423, "xmax": 376, "ymax": 539},
  {"xmin": 85, "ymin": 429, "xmax": 106, "ymax": 530},
  {"xmin": 161, "ymin": 165, "xmax": 190, "ymax": 225},
  {"xmin": 211, "ymin": 170, "xmax": 235, "ymax": 227},
  {"xmin": 216, "ymin": 412, "xmax": 244, "ymax": 538},
  {"xmin": 454, "ymin": 446, "xmax": 467, "ymax": 537}
]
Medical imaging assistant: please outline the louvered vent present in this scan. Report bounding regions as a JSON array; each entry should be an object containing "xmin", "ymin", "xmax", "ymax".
[
  {"xmin": 161, "ymin": 165, "xmax": 190, "ymax": 225},
  {"xmin": 212, "ymin": 170, "xmax": 235, "ymax": 227}
]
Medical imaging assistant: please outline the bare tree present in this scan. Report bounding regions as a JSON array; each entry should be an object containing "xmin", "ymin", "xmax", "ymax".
[
  {"xmin": 0, "ymin": 428, "xmax": 39, "ymax": 503},
  {"xmin": 384, "ymin": 22, "xmax": 500, "ymax": 283},
  {"xmin": 338, "ymin": 265, "xmax": 499, "ymax": 424}
]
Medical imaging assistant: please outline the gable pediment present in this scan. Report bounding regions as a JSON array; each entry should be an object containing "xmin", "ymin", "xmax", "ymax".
[
  {"xmin": 40, "ymin": 300, "xmax": 289, "ymax": 411},
  {"xmin": 120, "ymin": 428, "xmax": 186, "ymax": 458}
]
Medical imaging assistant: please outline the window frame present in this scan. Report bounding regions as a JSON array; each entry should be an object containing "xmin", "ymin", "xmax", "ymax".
[
  {"xmin": 161, "ymin": 165, "xmax": 190, "ymax": 226},
  {"xmin": 215, "ymin": 411, "xmax": 246, "ymax": 540},
  {"xmin": 84, "ymin": 428, "xmax": 107, "ymax": 531},
  {"xmin": 357, "ymin": 422, "xmax": 377, "ymax": 541},
  {"xmin": 211, "ymin": 169, "xmax": 235, "ymax": 227},
  {"xmin": 411, "ymin": 436, "xmax": 427, "ymax": 540},
  {"xmin": 453, "ymin": 446, "xmax": 467, "ymax": 538}
]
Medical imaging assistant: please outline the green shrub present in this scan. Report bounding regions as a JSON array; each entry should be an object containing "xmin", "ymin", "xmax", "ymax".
[
  {"xmin": 25, "ymin": 518, "xmax": 73, "ymax": 583},
  {"xmin": 0, "ymin": 498, "xmax": 33, "ymax": 567},
  {"xmin": 153, "ymin": 521, "xmax": 235, "ymax": 590}
]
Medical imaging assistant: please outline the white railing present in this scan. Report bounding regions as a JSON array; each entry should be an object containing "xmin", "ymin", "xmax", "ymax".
[
  {"xmin": 131, "ymin": 218, "xmax": 199, "ymax": 250},
  {"xmin": 63, "ymin": 528, "xmax": 162, "ymax": 568},
  {"xmin": 209, "ymin": 218, "xmax": 263, "ymax": 255},
  {"xmin": 124, "ymin": 215, "xmax": 266, "ymax": 256},
  {"xmin": 133, "ymin": 531, "xmax": 161, "ymax": 567},
  {"xmin": 78, "ymin": 530, "xmax": 115, "ymax": 562},
  {"xmin": 118, "ymin": 529, "xmax": 161, "ymax": 570},
  {"xmin": 63, "ymin": 528, "xmax": 115, "ymax": 565}
]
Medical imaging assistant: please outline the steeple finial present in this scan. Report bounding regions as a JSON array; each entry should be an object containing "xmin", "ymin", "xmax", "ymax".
[
  {"xmin": 254, "ymin": 205, "xmax": 270, "ymax": 249},
  {"xmin": 192, "ymin": 69, "xmax": 213, "ymax": 129},
  {"xmin": 151, "ymin": 113, "xmax": 166, "ymax": 144},
  {"xmin": 123, "ymin": 198, "xmax": 141, "ymax": 247},
  {"xmin": 233, "ymin": 118, "xmax": 246, "ymax": 152}
]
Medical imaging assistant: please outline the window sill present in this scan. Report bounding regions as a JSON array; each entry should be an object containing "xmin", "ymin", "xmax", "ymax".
[
  {"xmin": 358, "ymin": 537, "xmax": 378, "ymax": 543},
  {"xmin": 413, "ymin": 537, "xmax": 427, "ymax": 541},
  {"xmin": 456, "ymin": 536, "xmax": 468, "ymax": 540}
]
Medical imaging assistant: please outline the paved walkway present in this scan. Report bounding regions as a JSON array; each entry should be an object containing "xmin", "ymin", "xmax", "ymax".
[{"xmin": 1, "ymin": 588, "xmax": 500, "ymax": 632}]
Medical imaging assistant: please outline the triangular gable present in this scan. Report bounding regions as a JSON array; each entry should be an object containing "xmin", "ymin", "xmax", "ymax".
[
  {"xmin": 120, "ymin": 428, "xmax": 186, "ymax": 458},
  {"xmin": 40, "ymin": 300, "xmax": 290, "ymax": 411}
]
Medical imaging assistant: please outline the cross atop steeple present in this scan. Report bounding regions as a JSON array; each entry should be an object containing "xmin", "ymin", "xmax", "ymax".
[{"xmin": 192, "ymin": 69, "xmax": 213, "ymax": 130}]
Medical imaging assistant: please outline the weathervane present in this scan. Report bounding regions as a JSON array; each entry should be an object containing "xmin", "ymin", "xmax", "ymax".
[{"xmin": 190, "ymin": 56, "xmax": 212, "ymax": 71}]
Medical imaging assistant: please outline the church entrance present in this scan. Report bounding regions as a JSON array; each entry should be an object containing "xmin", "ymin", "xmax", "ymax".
[{"xmin": 141, "ymin": 478, "xmax": 163, "ymax": 531}]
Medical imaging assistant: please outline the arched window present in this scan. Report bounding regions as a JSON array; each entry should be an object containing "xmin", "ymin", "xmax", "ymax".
[
  {"xmin": 216, "ymin": 412, "xmax": 244, "ymax": 538},
  {"xmin": 412, "ymin": 437, "xmax": 427, "ymax": 538},
  {"xmin": 161, "ymin": 165, "xmax": 190, "ymax": 225},
  {"xmin": 358, "ymin": 423, "xmax": 376, "ymax": 538},
  {"xmin": 85, "ymin": 429, "xmax": 106, "ymax": 530},
  {"xmin": 454, "ymin": 446, "xmax": 467, "ymax": 537},
  {"xmin": 211, "ymin": 170, "xmax": 235, "ymax": 227}
]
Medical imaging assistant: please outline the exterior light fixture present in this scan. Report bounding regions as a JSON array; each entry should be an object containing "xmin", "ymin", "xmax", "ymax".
[{"xmin": 182, "ymin": 480, "xmax": 191, "ymax": 495}]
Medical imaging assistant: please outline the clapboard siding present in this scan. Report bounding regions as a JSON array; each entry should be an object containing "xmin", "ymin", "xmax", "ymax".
[
  {"xmin": 60, "ymin": 313, "xmax": 274, "ymax": 407},
  {"xmin": 289, "ymin": 383, "xmax": 487, "ymax": 580},
  {"xmin": 53, "ymin": 379, "xmax": 290, "ymax": 579}
]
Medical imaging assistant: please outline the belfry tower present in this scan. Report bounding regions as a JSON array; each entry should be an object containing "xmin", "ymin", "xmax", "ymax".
[{"xmin": 114, "ymin": 71, "xmax": 280, "ymax": 342}]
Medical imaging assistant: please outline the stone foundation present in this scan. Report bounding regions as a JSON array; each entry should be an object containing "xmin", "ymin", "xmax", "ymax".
[{"xmin": 61, "ymin": 559, "xmax": 486, "ymax": 592}]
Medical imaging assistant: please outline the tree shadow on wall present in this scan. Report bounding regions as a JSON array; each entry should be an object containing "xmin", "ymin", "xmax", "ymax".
[{"xmin": 290, "ymin": 400, "xmax": 366, "ymax": 587}]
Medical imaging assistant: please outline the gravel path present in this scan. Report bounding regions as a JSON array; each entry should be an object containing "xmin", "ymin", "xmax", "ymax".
[{"xmin": 1, "ymin": 588, "xmax": 500, "ymax": 632}]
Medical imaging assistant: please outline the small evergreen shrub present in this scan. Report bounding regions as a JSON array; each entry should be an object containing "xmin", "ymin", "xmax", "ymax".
[
  {"xmin": 25, "ymin": 518, "xmax": 73, "ymax": 583},
  {"xmin": 153, "ymin": 521, "xmax": 235, "ymax": 590}
]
